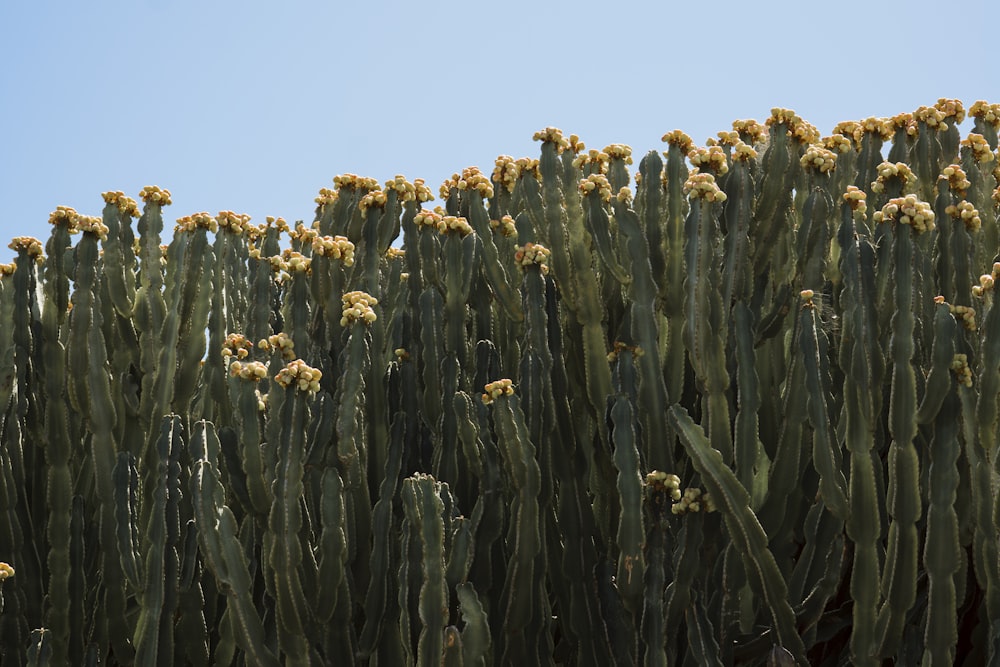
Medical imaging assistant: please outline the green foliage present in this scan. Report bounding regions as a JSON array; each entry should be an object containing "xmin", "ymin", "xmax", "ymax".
[{"xmin": 0, "ymin": 100, "xmax": 999, "ymax": 665}]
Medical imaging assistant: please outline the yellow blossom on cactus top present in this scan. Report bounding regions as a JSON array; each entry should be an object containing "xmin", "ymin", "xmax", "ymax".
[
  {"xmin": 572, "ymin": 149, "xmax": 610, "ymax": 174},
  {"xmin": 259, "ymin": 331, "xmax": 296, "ymax": 359},
  {"xmin": 492, "ymin": 155, "xmax": 521, "ymax": 193},
  {"xmin": 274, "ymin": 359, "xmax": 323, "ymax": 394},
  {"xmin": 413, "ymin": 208, "xmax": 443, "ymax": 231},
  {"xmin": 359, "ymin": 189, "xmax": 388, "ymax": 214},
  {"xmin": 945, "ymin": 200, "xmax": 981, "ymax": 232},
  {"xmin": 102, "ymin": 191, "xmax": 141, "ymax": 217},
  {"xmin": 0, "ymin": 562, "xmax": 14, "ymax": 580},
  {"xmin": 970, "ymin": 100, "xmax": 1000, "ymax": 128},
  {"xmin": 671, "ymin": 486, "xmax": 717, "ymax": 515},
  {"xmin": 514, "ymin": 242, "xmax": 551, "ymax": 274},
  {"xmin": 263, "ymin": 216, "xmax": 290, "ymax": 233},
  {"xmin": 732, "ymin": 141, "xmax": 758, "ymax": 162},
  {"xmin": 939, "ymin": 164, "xmax": 971, "ymax": 196},
  {"xmin": 645, "ymin": 471, "xmax": 683, "ymax": 500},
  {"xmin": 490, "ymin": 215, "xmax": 517, "ymax": 238},
  {"xmin": 951, "ymin": 354, "xmax": 973, "ymax": 388},
  {"xmin": 888, "ymin": 112, "xmax": 915, "ymax": 135},
  {"xmin": 333, "ymin": 173, "xmax": 379, "ymax": 192},
  {"xmin": 934, "ymin": 98, "xmax": 966, "ymax": 124},
  {"xmin": 216, "ymin": 210, "xmax": 251, "ymax": 234},
  {"xmin": 77, "ymin": 215, "xmax": 109, "ymax": 240},
  {"xmin": 438, "ymin": 216, "xmax": 473, "ymax": 237},
  {"xmin": 481, "ymin": 378, "xmax": 514, "ymax": 404},
  {"xmin": 9, "ymin": 237, "xmax": 44, "ymax": 261},
  {"xmin": 383, "ymin": 175, "xmax": 421, "ymax": 203},
  {"xmin": 48, "ymin": 205, "xmax": 80, "ymax": 229},
  {"xmin": 800, "ymin": 145, "xmax": 837, "ymax": 174},
  {"xmin": 290, "ymin": 223, "xmax": 318, "ymax": 245},
  {"xmin": 579, "ymin": 174, "xmax": 613, "ymax": 203},
  {"xmin": 707, "ymin": 131, "xmax": 740, "ymax": 147},
  {"xmin": 949, "ymin": 303, "xmax": 976, "ymax": 330},
  {"xmin": 567, "ymin": 134, "xmax": 585, "ymax": 154},
  {"xmin": 766, "ymin": 108, "xmax": 819, "ymax": 144},
  {"xmin": 532, "ymin": 127, "xmax": 570, "ymax": 152},
  {"xmin": 832, "ymin": 121, "xmax": 861, "ymax": 144},
  {"xmin": 222, "ymin": 333, "xmax": 254, "ymax": 360},
  {"xmin": 385, "ymin": 246, "xmax": 405, "ymax": 260},
  {"xmin": 855, "ymin": 117, "xmax": 893, "ymax": 142},
  {"xmin": 440, "ymin": 167, "xmax": 494, "ymax": 200},
  {"xmin": 229, "ymin": 359, "xmax": 269, "ymax": 381},
  {"xmin": 616, "ymin": 186, "xmax": 633, "ymax": 206},
  {"xmin": 821, "ymin": 134, "xmax": 854, "ymax": 154},
  {"xmin": 688, "ymin": 146, "xmax": 728, "ymax": 176},
  {"xmin": 341, "ymin": 290, "xmax": 378, "ymax": 326},
  {"xmin": 842, "ymin": 186, "xmax": 867, "ymax": 215},
  {"xmin": 139, "ymin": 185, "xmax": 172, "ymax": 206},
  {"xmin": 661, "ymin": 129, "xmax": 694, "ymax": 154},
  {"xmin": 732, "ymin": 119, "xmax": 766, "ymax": 145},
  {"xmin": 913, "ymin": 105, "xmax": 948, "ymax": 129},
  {"xmin": 0, "ymin": 262, "xmax": 16, "ymax": 277},
  {"xmin": 281, "ymin": 250, "xmax": 311, "ymax": 274},
  {"xmin": 871, "ymin": 161, "xmax": 917, "ymax": 194},
  {"xmin": 175, "ymin": 212, "xmax": 217, "ymax": 234},
  {"xmin": 961, "ymin": 133, "xmax": 993, "ymax": 164},
  {"xmin": 315, "ymin": 187, "xmax": 339, "ymax": 207},
  {"xmin": 603, "ymin": 143, "xmax": 633, "ymax": 165},
  {"xmin": 872, "ymin": 195, "xmax": 935, "ymax": 233},
  {"xmin": 683, "ymin": 172, "xmax": 727, "ymax": 202}
]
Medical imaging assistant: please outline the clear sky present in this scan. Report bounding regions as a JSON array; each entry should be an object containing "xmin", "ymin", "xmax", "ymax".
[{"xmin": 2, "ymin": 0, "xmax": 996, "ymax": 260}]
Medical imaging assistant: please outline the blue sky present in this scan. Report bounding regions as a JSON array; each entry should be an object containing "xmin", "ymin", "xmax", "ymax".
[{"xmin": 1, "ymin": 0, "xmax": 996, "ymax": 260}]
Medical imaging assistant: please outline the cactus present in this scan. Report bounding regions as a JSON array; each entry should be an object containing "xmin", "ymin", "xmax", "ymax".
[{"xmin": 1, "ymin": 99, "xmax": 999, "ymax": 665}]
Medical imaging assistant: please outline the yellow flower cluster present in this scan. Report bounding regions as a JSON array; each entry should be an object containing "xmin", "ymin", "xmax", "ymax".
[
  {"xmin": 9, "ymin": 236, "xmax": 43, "ymax": 262},
  {"xmin": 384, "ymin": 175, "xmax": 433, "ymax": 203},
  {"xmin": 842, "ymin": 186, "xmax": 867, "ymax": 215},
  {"xmin": 732, "ymin": 141, "xmax": 758, "ymax": 162},
  {"xmin": 671, "ymin": 486, "xmax": 716, "ymax": 515},
  {"xmin": 962, "ymin": 133, "xmax": 993, "ymax": 164},
  {"xmin": 274, "ymin": 359, "xmax": 323, "ymax": 394},
  {"xmin": 970, "ymin": 100, "xmax": 1000, "ymax": 128},
  {"xmin": 175, "ymin": 212, "xmax": 218, "ymax": 234},
  {"xmin": 800, "ymin": 145, "xmax": 837, "ymax": 174},
  {"xmin": 492, "ymin": 155, "xmax": 521, "ymax": 193},
  {"xmin": 821, "ymin": 134, "xmax": 854, "ymax": 154},
  {"xmin": 949, "ymin": 303, "xmax": 976, "ymax": 330},
  {"xmin": 971, "ymin": 264, "xmax": 1000, "ymax": 298},
  {"xmin": 579, "ymin": 174, "xmax": 613, "ymax": 202},
  {"xmin": 228, "ymin": 359, "xmax": 268, "ymax": 381},
  {"xmin": 290, "ymin": 223, "xmax": 318, "ymax": 245},
  {"xmin": 414, "ymin": 208, "xmax": 442, "ymax": 230},
  {"xmin": 217, "ymin": 210, "xmax": 252, "ymax": 234},
  {"xmin": 572, "ymin": 149, "xmax": 611, "ymax": 174},
  {"xmin": 281, "ymin": 250, "xmax": 311, "ymax": 274},
  {"xmin": 799, "ymin": 289, "xmax": 816, "ymax": 306},
  {"xmin": 315, "ymin": 187, "xmax": 338, "ymax": 206},
  {"xmin": 77, "ymin": 215, "xmax": 109, "ymax": 240},
  {"xmin": 439, "ymin": 216, "xmax": 474, "ymax": 236},
  {"xmin": 856, "ymin": 117, "xmax": 893, "ymax": 142},
  {"xmin": 333, "ymin": 174, "xmax": 380, "ymax": 192},
  {"xmin": 221, "ymin": 333, "xmax": 254, "ymax": 360},
  {"xmin": 604, "ymin": 143, "xmax": 633, "ymax": 165},
  {"xmin": 872, "ymin": 195, "xmax": 935, "ymax": 233},
  {"xmin": 490, "ymin": 214, "xmax": 517, "ymax": 238},
  {"xmin": 688, "ymin": 146, "xmax": 728, "ymax": 176},
  {"xmin": 385, "ymin": 246, "xmax": 405, "ymax": 260},
  {"xmin": 264, "ymin": 216, "xmax": 290, "ymax": 233},
  {"xmin": 661, "ymin": 129, "xmax": 694, "ymax": 154},
  {"xmin": 707, "ymin": 131, "xmax": 739, "ymax": 147},
  {"xmin": 532, "ymin": 126, "xmax": 570, "ymax": 152},
  {"xmin": 566, "ymin": 134, "xmax": 585, "ymax": 154},
  {"xmin": 683, "ymin": 172, "xmax": 727, "ymax": 202},
  {"xmin": 913, "ymin": 105, "xmax": 948, "ymax": 129},
  {"xmin": 439, "ymin": 167, "xmax": 494, "ymax": 200},
  {"xmin": 934, "ymin": 98, "xmax": 966, "ymax": 124},
  {"xmin": 394, "ymin": 347, "xmax": 410, "ymax": 362},
  {"xmin": 766, "ymin": 108, "xmax": 819, "ymax": 144},
  {"xmin": 48, "ymin": 205, "xmax": 79, "ymax": 228},
  {"xmin": 939, "ymin": 164, "xmax": 971, "ymax": 196},
  {"xmin": 616, "ymin": 186, "xmax": 633, "ymax": 206},
  {"xmin": 945, "ymin": 200, "xmax": 981, "ymax": 232},
  {"xmin": 888, "ymin": 112, "xmax": 916, "ymax": 137},
  {"xmin": 139, "ymin": 185, "xmax": 172, "ymax": 206},
  {"xmin": 258, "ymin": 332, "xmax": 296, "ymax": 359},
  {"xmin": 359, "ymin": 189, "xmax": 388, "ymax": 214},
  {"xmin": 732, "ymin": 119, "xmax": 766, "ymax": 145},
  {"xmin": 607, "ymin": 341, "xmax": 644, "ymax": 362},
  {"xmin": 513, "ymin": 242, "xmax": 551, "ymax": 274},
  {"xmin": 951, "ymin": 354, "xmax": 973, "ymax": 388},
  {"xmin": 0, "ymin": 562, "xmax": 14, "ymax": 580},
  {"xmin": 832, "ymin": 121, "xmax": 862, "ymax": 147},
  {"xmin": 481, "ymin": 378, "xmax": 514, "ymax": 404},
  {"xmin": 645, "ymin": 471, "xmax": 682, "ymax": 500},
  {"xmin": 101, "ymin": 191, "xmax": 140, "ymax": 217},
  {"xmin": 341, "ymin": 290, "xmax": 378, "ymax": 326},
  {"xmin": 871, "ymin": 162, "xmax": 917, "ymax": 194},
  {"xmin": 0, "ymin": 262, "xmax": 16, "ymax": 276}
]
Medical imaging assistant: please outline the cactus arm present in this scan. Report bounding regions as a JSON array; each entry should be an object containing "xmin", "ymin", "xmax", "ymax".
[
  {"xmin": 668, "ymin": 405, "xmax": 808, "ymax": 665},
  {"xmin": 798, "ymin": 296, "xmax": 849, "ymax": 520},
  {"xmin": 401, "ymin": 474, "xmax": 447, "ymax": 665},
  {"xmin": 916, "ymin": 303, "xmax": 959, "ymax": 423},
  {"xmin": 190, "ymin": 421, "xmax": 280, "ymax": 667},
  {"xmin": 610, "ymin": 391, "xmax": 646, "ymax": 618},
  {"xmin": 464, "ymin": 191, "xmax": 522, "ymax": 322},
  {"xmin": 456, "ymin": 583, "xmax": 490, "ymax": 666},
  {"xmin": 873, "ymin": 216, "xmax": 922, "ymax": 657}
]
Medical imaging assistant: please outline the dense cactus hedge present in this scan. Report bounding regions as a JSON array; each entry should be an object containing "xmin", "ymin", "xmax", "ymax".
[{"xmin": 1, "ymin": 99, "xmax": 1000, "ymax": 665}]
